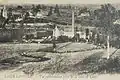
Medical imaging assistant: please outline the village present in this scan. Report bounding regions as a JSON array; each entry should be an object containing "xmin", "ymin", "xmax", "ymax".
[{"xmin": 0, "ymin": 4, "xmax": 120, "ymax": 78}]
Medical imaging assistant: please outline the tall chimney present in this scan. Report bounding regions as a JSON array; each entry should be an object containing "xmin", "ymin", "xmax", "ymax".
[{"xmin": 72, "ymin": 10, "xmax": 75, "ymax": 37}]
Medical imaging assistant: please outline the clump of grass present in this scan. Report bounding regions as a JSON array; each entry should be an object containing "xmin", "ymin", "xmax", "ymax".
[
  {"xmin": 98, "ymin": 57, "xmax": 120, "ymax": 74},
  {"xmin": 41, "ymin": 54, "xmax": 70, "ymax": 73},
  {"xmin": 75, "ymin": 53, "xmax": 120, "ymax": 74},
  {"xmin": 21, "ymin": 64, "xmax": 35, "ymax": 76}
]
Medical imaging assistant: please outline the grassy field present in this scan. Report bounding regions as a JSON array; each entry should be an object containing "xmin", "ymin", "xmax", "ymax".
[{"xmin": 0, "ymin": 42, "xmax": 119, "ymax": 77}]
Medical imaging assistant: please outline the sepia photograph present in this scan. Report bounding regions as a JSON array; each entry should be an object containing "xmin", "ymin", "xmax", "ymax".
[{"xmin": 0, "ymin": 0, "xmax": 120, "ymax": 80}]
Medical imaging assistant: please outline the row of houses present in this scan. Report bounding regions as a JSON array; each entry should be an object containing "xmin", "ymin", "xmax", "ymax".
[{"xmin": 0, "ymin": 5, "xmax": 118, "ymax": 47}]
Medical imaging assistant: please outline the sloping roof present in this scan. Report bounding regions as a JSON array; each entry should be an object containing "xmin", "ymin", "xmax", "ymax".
[
  {"xmin": 77, "ymin": 12, "xmax": 90, "ymax": 17},
  {"xmin": 113, "ymin": 19, "xmax": 120, "ymax": 25}
]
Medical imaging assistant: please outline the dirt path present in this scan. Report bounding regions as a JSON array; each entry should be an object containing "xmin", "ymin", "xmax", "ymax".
[
  {"xmin": 67, "ymin": 49, "xmax": 104, "ymax": 66},
  {"xmin": 11, "ymin": 49, "xmax": 104, "ymax": 74},
  {"xmin": 0, "ymin": 43, "xmax": 118, "ymax": 80},
  {"xmin": 0, "ymin": 48, "xmax": 119, "ymax": 80}
]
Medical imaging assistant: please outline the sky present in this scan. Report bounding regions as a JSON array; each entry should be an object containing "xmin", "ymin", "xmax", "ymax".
[{"xmin": 1, "ymin": 0, "xmax": 120, "ymax": 4}]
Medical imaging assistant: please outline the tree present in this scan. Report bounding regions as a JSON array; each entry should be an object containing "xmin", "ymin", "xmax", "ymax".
[
  {"xmin": 48, "ymin": 5, "xmax": 61, "ymax": 17},
  {"xmin": 17, "ymin": 5, "xmax": 23, "ymax": 10},
  {"xmin": 78, "ymin": 7, "xmax": 89, "ymax": 15},
  {"xmin": 18, "ymin": 12, "xmax": 28, "ymax": 42},
  {"xmin": 31, "ymin": 4, "xmax": 40, "ymax": 16},
  {"xmin": 36, "ymin": 4, "xmax": 41, "ymax": 9},
  {"xmin": 8, "ymin": 8, "xmax": 13, "ymax": 19},
  {"xmin": 94, "ymin": 4, "xmax": 116, "ymax": 29},
  {"xmin": 54, "ymin": 4, "xmax": 61, "ymax": 16},
  {"xmin": 48, "ymin": 6, "xmax": 53, "ymax": 16},
  {"xmin": 98, "ymin": 4, "xmax": 116, "ymax": 59}
]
